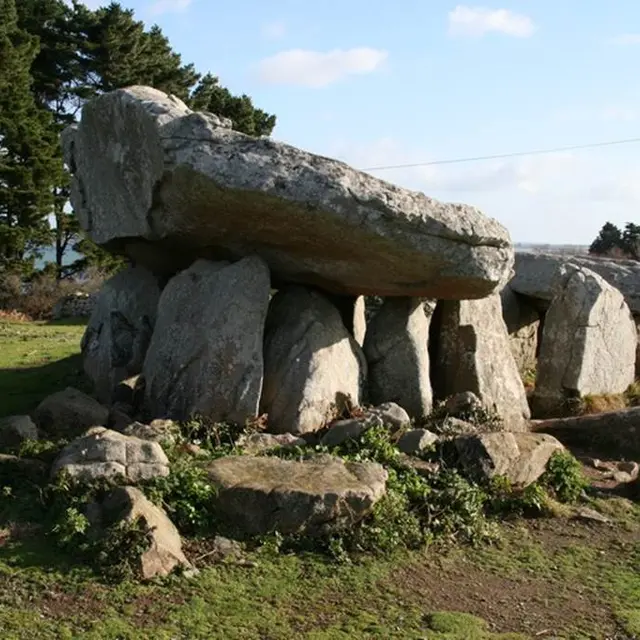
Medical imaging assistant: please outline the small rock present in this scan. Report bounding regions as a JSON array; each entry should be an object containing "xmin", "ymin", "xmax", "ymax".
[
  {"xmin": 437, "ymin": 417, "xmax": 478, "ymax": 438},
  {"xmin": 33, "ymin": 387, "xmax": 109, "ymax": 440},
  {"xmin": 123, "ymin": 419, "xmax": 180, "ymax": 446},
  {"xmin": 617, "ymin": 461, "xmax": 639, "ymax": 478},
  {"xmin": 612, "ymin": 471, "xmax": 634, "ymax": 484},
  {"xmin": 236, "ymin": 432, "xmax": 305, "ymax": 455},
  {"xmin": 397, "ymin": 429, "xmax": 438, "ymax": 455},
  {"xmin": 368, "ymin": 402, "xmax": 411, "ymax": 429},
  {"xmin": 320, "ymin": 419, "xmax": 369, "ymax": 448},
  {"xmin": 100, "ymin": 486, "xmax": 192, "ymax": 580},
  {"xmin": 0, "ymin": 415, "xmax": 38, "ymax": 449},
  {"xmin": 197, "ymin": 536, "xmax": 245, "ymax": 565},
  {"xmin": 51, "ymin": 427, "xmax": 170, "ymax": 483},
  {"xmin": 573, "ymin": 507, "xmax": 610, "ymax": 524},
  {"xmin": 112, "ymin": 375, "xmax": 145, "ymax": 409},
  {"xmin": 398, "ymin": 455, "xmax": 441, "ymax": 478},
  {"xmin": 444, "ymin": 392, "xmax": 483, "ymax": 417}
]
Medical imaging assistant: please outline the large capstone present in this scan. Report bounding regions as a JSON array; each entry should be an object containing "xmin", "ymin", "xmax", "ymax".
[{"xmin": 62, "ymin": 85, "xmax": 514, "ymax": 299}]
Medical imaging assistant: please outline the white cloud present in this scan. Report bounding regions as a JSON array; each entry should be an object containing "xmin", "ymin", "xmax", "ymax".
[
  {"xmin": 257, "ymin": 48, "xmax": 388, "ymax": 88},
  {"xmin": 448, "ymin": 5, "xmax": 535, "ymax": 38},
  {"xmin": 148, "ymin": 0, "xmax": 191, "ymax": 16},
  {"xmin": 262, "ymin": 21, "xmax": 286, "ymax": 40},
  {"xmin": 609, "ymin": 33, "xmax": 640, "ymax": 45}
]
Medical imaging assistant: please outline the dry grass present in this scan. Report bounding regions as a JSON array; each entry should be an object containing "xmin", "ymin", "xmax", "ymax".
[{"xmin": 578, "ymin": 393, "xmax": 629, "ymax": 415}]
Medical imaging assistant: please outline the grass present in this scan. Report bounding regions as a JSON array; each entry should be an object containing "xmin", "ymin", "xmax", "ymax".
[
  {"xmin": 0, "ymin": 319, "xmax": 86, "ymax": 417},
  {"xmin": 1, "ymin": 319, "xmax": 640, "ymax": 639}
]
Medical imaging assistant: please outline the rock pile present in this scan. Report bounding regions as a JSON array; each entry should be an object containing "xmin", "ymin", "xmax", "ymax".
[{"xmin": 63, "ymin": 85, "xmax": 528, "ymax": 433}]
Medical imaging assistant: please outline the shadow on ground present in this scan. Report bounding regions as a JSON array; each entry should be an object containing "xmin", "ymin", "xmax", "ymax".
[{"xmin": 0, "ymin": 354, "xmax": 88, "ymax": 418}]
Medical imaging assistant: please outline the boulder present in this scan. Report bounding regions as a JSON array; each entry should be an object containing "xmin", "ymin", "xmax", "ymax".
[
  {"xmin": 143, "ymin": 256, "xmax": 270, "ymax": 424},
  {"xmin": 501, "ymin": 285, "xmax": 540, "ymax": 375},
  {"xmin": 0, "ymin": 415, "xmax": 38, "ymax": 449},
  {"xmin": 397, "ymin": 429, "xmax": 438, "ymax": 455},
  {"xmin": 364, "ymin": 297, "xmax": 433, "ymax": 418},
  {"xmin": 62, "ymin": 85, "xmax": 514, "ymax": 299},
  {"xmin": 532, "ymin": 265, "xmax": 637, "ymax": 417},
  {"xmin": 509, "ymin": 252, "xmax": 640, "ymax": 314},
  {"xmin": 261, "ymin": 286, "xmax": 366, "ymax": 434},
  {"xmin": 431, "ymin": 295, "xmax": 531, "ymax": 431},
  {"xmin": 51, "ymin": 427, "xmax": 170, "ymax": 483},
  {"xmin": 454, "ymin": 432, "xmax": 565, "ymax": 487},
  {"xmin": 33, "ymin": 387, "xmax": 109, "ymax": 439},
  {"xmin": 81, "ymin": 266, "xmax": 162, "ymax": 404},
  {"xmin": 532, "ymin": 407, "xmax": 640, "ymax": 459},
  {"xmin": 207, "ymin": 455, "xmax": 387, "ymax": 536},
  {"xmin": 99, "ymin": 486, "xmax": 191, "ymax": 580}
]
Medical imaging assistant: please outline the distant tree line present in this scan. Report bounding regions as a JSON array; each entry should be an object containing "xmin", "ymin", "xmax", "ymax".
[
  {"xmin": 589, "ymin": 222, "xmax": 640, "ymax": 261},
  {"xmin": 0, "ymin": 0, "xmax": 276, "ymax": 279}
]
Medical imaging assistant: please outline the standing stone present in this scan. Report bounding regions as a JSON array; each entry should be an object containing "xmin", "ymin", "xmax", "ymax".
[
  {"xmin": 501, "ymin": 285, "xmax": 541, "ymax": 375},
  {"xmin": 364, "ymin": 297, "xmax": 433, "ymax": 419},
  {"xmin": 431, "ymin": 294, "xmax": 531, "ymax": 431},
  {"xmin": 532, "ymin": 265, "xmax": 637, "ymax": 417},
  {"xmin": 635, "ymin": 317, "xmax": 640, "ymax": 378},
  {"xmin": 62, "ymin": 85, "xmax": 514, "ymax": 299},
  {"xmin": 143, "ymin": 256, "xmax": 270, "ymax": 424},
  {"xmin": 354, "ymin": 296, "xmax": 367, "ymax": 346},
  {"xmin": 82, "ymin": 265, "xmax": 162, "ymax": 404},
  {"xmin": 261, "ymin": 286, "xmax": 366, "ymax": 435}
]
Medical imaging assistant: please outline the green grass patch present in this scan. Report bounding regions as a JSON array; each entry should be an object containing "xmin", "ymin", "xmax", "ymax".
[{"xmin": 0, "ymin": 320, "xmax": 87, "ymax": 417}]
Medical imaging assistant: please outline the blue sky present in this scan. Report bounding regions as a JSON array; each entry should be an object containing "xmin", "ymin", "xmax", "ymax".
[{"xmin": 84, "ymin": 0, "xmax": 640, "ymax": 244}]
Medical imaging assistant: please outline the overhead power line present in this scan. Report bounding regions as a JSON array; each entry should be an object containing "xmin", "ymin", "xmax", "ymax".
[{"xmin": 362, "ymin": 136, "xmax": 640, "ymax": 172}]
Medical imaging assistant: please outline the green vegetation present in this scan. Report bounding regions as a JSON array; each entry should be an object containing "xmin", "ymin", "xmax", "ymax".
[
  {"xmin": 1, "ymin": 319, "xmax": 640, "ymax": 638},
  {"xmin": 0, "ymin": 318, "xmax": 86, "ymax": 416},
  {"xmin": 589, "ymin": 221, "xmax": 640, "ymax": 260},
  {"xmin": 1, "ymin": 0, "xmax": 276, "ymax": 279}
]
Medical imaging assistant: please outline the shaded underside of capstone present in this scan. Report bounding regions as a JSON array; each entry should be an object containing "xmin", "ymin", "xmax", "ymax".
[{"xmin": 64, "ymin": 85, "xmax": 515, "ymax": 299}]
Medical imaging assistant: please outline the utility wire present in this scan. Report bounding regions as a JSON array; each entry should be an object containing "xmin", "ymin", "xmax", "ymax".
[{"xmin": 362, "ymin": 136, "xmax": 640, "ymax": 171}]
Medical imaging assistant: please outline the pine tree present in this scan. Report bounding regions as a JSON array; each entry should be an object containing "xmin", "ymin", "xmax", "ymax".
[
  {"xmin": 16, "ymin": 0, "xmax": 83, "ymax": 277},
  {"xmin": 189, "ymin": 73, "xmax": 276, "ymax": 137},
  {"xmin": 589, "ymin": 222, "xmax": 623, "ymax": 257},
  {"xmin": 0, "ymin": 0, "xmax": 57, "ymax": 275}
]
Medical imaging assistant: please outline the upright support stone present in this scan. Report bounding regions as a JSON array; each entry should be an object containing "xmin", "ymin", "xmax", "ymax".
[
  {"xmin": 364, "ymin": 298, "xmax": 433, "ymax": 419},
  {"xmin": 324, "ymin": 293, "xmax": 366, "ymax": 346},
  {"xmin": 431, "ymin": 294, "xmax": 531, "ymax": 431},
  {"xmin": 261, "ymin": 286, "xmax": 366, "ymax": 434},
  {"xmin": 143, "ymin": 256, "xmax": 270, "ymax": 424},
  {"xmin": 531, "ymin": 265, "xmax": 637, "ymax": 417},
  {"xmin": 501, "ymin": 285, "xmax": 541, "ymax": 376},
  {"xmin": 82, "ymin": 265, "xmax": 162, "ymax": 404}
]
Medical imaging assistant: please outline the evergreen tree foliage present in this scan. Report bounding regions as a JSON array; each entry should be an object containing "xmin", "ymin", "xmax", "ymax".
[
  {"xmin": 6, "ymin": 0, "xmax": 276, "ymax": 278},
  {"xmin": 0, "ymin": 0, "xmax": 58, "ymax": 275},
  {"xmin": 589, "ymin": 221, "xmax": 640, "ymax": 261}
]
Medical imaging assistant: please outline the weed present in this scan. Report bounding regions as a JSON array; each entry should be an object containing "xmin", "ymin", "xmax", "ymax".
[
  {"xmin": 142, "ymin": 458, "xmax": 218, "ymax": 536},
  {"xmin": 539, "ymin": 450, "xmax": 588, "ymax": 503}
]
